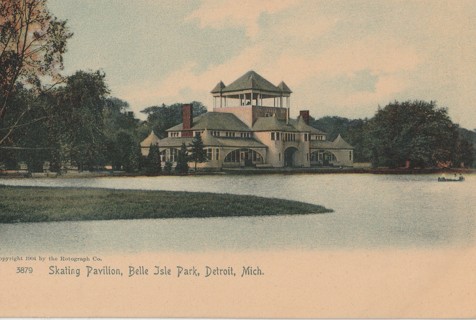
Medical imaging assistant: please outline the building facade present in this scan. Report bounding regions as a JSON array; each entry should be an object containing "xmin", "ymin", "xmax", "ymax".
[{"xmin": 141, "ymin": 71, "xmax": 354, "ymax": 169}]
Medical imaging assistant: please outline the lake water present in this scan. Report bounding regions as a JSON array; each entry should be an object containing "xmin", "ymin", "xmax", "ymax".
[{"xmin": 0, "ymin": 173, "xmax": 474, "ymax": 254}]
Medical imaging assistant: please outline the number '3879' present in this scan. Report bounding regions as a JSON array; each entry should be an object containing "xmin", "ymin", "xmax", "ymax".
[{"xmin": 16, "ymin": 267, "xmax": 33, "ymax": 274}]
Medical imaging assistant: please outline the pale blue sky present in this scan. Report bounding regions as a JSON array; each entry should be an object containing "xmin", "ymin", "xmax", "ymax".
[{"xmin": 49, "ymin": 0, "xmax": 476, "ymax": 129}]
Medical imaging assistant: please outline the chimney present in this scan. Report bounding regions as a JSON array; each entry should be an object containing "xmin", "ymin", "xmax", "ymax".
[
  {"xmin": 181, "ymin": 104, "xmax": 193, "ymax": 137},
  {"xmin": 182, "ymin": 104, "xmax": 193, "ymax": 130},
  {"xmin": 300, "ymin": 110, "xmax": 310, "ymax": 125}
]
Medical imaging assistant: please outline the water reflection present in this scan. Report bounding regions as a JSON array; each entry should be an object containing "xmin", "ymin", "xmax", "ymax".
[{"xmin": 0, "ymin": 174, "xmax": 474, "ymax": 253}]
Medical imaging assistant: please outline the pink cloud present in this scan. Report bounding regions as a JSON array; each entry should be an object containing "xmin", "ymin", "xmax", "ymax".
[{"xmin": 186, "ymin": 0, "xmax": 299, "ymax": 38}]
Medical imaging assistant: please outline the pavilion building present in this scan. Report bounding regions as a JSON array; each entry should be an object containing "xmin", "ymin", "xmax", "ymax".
[{"xmin": 141, "ymin": 70, "xmax": 354, "ymax": 169}]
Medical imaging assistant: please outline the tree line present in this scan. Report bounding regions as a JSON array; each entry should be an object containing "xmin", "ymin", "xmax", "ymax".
[
  {"xmin": 0, "ymin": 68, "xmax": 209, "ymax": 173},
  {"xmin": 311, "ymin": 101, "xmax": 475, "ymax": 168},
  {"xmin": 0, "ymin": 0, "xmax": 209, "ymax": 174},
  {"xmin": 1, "ymin": 70, "xmax": 140, "ymax": 172}
]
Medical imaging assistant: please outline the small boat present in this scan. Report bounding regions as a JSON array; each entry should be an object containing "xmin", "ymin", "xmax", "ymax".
[{"xmin": 438, "ymin": 175, "xmax": 465, "ymax": 182}]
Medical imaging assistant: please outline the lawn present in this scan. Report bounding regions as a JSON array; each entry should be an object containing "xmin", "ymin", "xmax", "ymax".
[{"xmin": 0, "ymin": 185, "xmax": 332, "ymax": 223}]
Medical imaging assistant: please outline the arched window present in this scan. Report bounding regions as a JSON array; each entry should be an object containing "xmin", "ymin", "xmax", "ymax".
[
  {"xmin": 224, "ymin": 149, "xmax": 263, "ymax": 163},
  {"xmin": 323, "ymin": 152, "xmax": 336, "ymax": 161}
]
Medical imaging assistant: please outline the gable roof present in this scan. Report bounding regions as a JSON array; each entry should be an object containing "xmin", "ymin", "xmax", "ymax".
[
  {"xmin": 332, "ymin": 134, "xmax": 354, "ymax": 149},
  {"xmin": 140, "ymin": 130, "xmax": 160, "ymax": 147},
  {"xmin": 211, "ymin": 81, "xmax": 225, "ymax": 93},
  {"xmin": 310, "ymin": 134, "xmax": 354, "ymax": 149},
  {"xmin": 278, "ymin": 81, "xmax": 292, "ymax": 93},
  {"xmin": 166, "ymin": 112, "xmax": 251, "ymax": 132},
  {"xmin": 290, "ymin": 117, "xmax": 326, "ymax": 135},
  {"xmin": 221, "ymin": 70, "xmax": 283, "ymax": 94},
  {"xmin": 252, "ymin": 115, "xmax": 327, "ymax": 134},
  {"xmin": 252, "ymin": 116, "xmax": 298, "ymax": 132}
]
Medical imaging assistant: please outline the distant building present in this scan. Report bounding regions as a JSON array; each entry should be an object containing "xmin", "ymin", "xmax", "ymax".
[{"xmin": 141, "ymin": 70, "xmax": 353, "ymax": 169}]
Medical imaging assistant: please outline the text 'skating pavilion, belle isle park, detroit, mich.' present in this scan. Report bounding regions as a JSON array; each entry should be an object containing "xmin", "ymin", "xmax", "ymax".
[{"xmin": 140, "ymin": 70, "xmax": 354, "ymax": 169}]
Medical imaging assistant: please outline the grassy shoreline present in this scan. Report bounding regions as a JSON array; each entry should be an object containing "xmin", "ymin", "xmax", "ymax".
[
  {"xmin": 1, "ymin": 167, "xmax": 474, "ymax": 179},
  {"xmin": 0, "ymin": 185, "xmax": 332, "ymax": 223}
]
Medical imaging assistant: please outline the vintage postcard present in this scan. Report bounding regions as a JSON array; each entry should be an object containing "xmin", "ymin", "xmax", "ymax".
[{"xmin": 1, "ymin": 0, "xmax": 475, "ymax": 318}]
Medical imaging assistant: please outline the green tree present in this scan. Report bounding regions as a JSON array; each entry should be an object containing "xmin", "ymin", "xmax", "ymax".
[
  {"xmin": 367, "ymin": 100, "xmax": 459, "ymax": 168},
  {"xmin": 0, "ymin": 0, "xmax": 73, "ymax": 145},
  {"xmin": 455, "ymin": 128, "xmax": 475, "ymax": 167},
  {"xmin": 0, "ymin": 86, "xmax": 53, "ymax": 172},
  {"xmin": 311, "ymin": 116, "xmax": 372, "ymax": 162},
  {"xmin": 56, "ymin": 70, "xmax": 109, "ymax": 171},
  {"xmin": 111, "ymin": 132, "xmax": 140, "ymax": 172},
  {"xmin": 164, "ymin": 160, "xmax": 173, "ymax": 174},
  {"xmin": 174, "ymin": 143, "xmax": 189, "ymax": 174},
  {"xmin": 145, "ymin": 143, "xmax": 161, "ymax": 175},
  {"xmin": 453, "ymin": 135, "xmax": 474, "ymax": 168},
  {"xmin": 103, "ymin": 97, "xmax": 141, "ymax": 172},
  {"xmin": 189, "ymin": 134, "xmax": 207, "ymax": 171}
]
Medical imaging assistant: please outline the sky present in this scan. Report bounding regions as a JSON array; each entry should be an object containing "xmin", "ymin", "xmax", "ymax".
[{"xmin": 48, "ymin": 0, "xmax": 476, "ymax": 129}]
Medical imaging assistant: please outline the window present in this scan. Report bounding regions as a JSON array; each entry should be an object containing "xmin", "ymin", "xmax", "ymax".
[
  {"xmin": 349, "ymin": 151, "xmax": 352, "ymax": 161},
  {"xmin": 324, "ymin": 152, "xmax": 336, "ymax": 161},
  {"xmin": 215, "ymin": 148, "xmax": 219, "ymax": 160},
  {"xmin": 224, "ymin": 149, "xmax": 263, "ymax": 163},
  {"xmin": 206, "ymin": 148, "xmax": 213, "ymax": 160},
  {"xmin": 211, "ymin": 131, "xmax": 221, "ymax": 137},
  {"xmin": 271, "ymin": 132, "xmax": 275, "ymax": 140},
  {"xmin": 167, "ymin": 148, "xmax": 178, "ymax": 162},
  {"xmin": 224, "ymin": 149, "xmax": 239, "ymax": 162}
]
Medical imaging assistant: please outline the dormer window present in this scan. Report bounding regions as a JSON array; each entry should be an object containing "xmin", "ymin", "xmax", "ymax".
[{"xmin": 225, "ymin": 131, "xmax": 236, "ymax": 138}]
